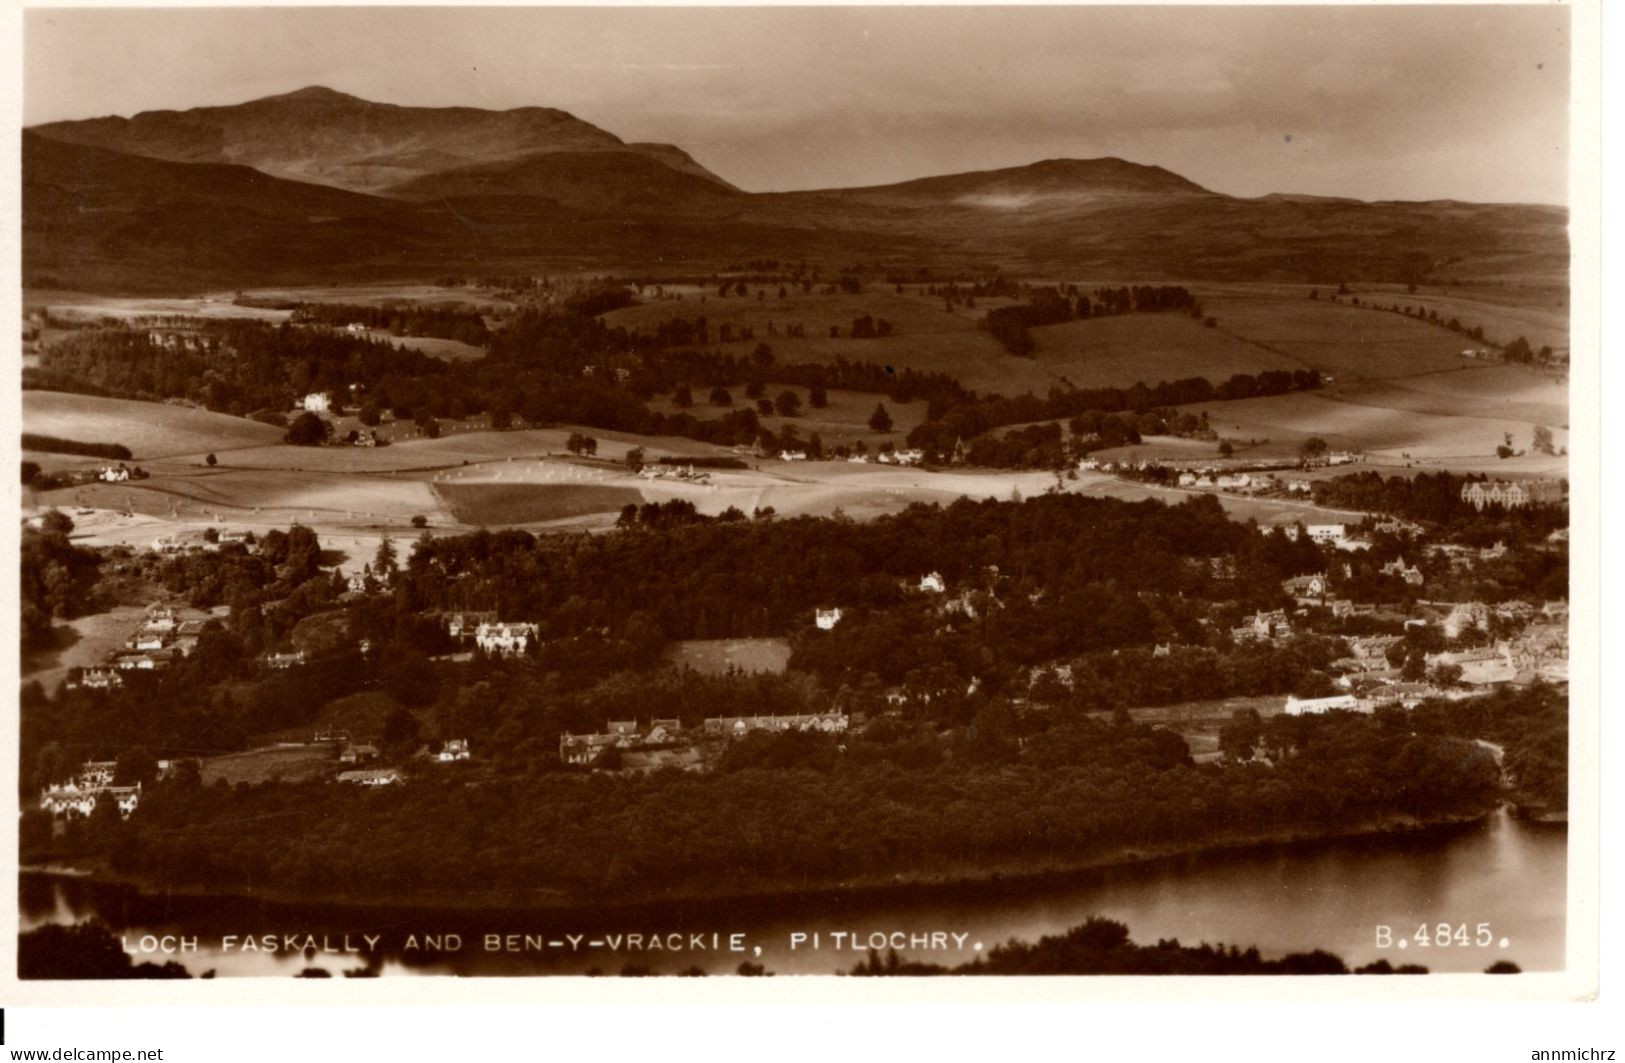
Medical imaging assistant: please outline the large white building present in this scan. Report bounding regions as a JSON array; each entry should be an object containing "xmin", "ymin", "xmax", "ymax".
[
  {"xmin": 475, "ymin": 622, "xmax": 539, "ymax": 656},
  {"xmin": 1284, "ymin": 694, "xmax": 1366, "ymax": 716}
]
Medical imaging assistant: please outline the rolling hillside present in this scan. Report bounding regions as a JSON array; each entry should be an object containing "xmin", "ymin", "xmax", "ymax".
[
  {"xmin": 30, "ymin": 85, "xmax": 736, "ymax": 194},
  {"xmin": 23, "ymin": 87, "xmax": 1570, "ymax": 291}
]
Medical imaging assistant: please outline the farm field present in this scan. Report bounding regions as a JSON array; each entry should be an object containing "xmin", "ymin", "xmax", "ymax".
[
  {"xmin": 199, "ymin": 744, "xmax": 341, "ymax": 786},
  {"xmin": 23, "ymin": 391, "xmax": 283, "ymax": 460},
  {"xmin": 1030, "ymin": 312, "xmax": 1299, "ymax": 388},
  {"xmin": 24, "ymin": 290, "xmax": 291, "ymax": 323},
  {"xmin": 1342, "ymin": 284, "xmax": 1569, "ymax": 356},
  {"xmin": 604, "ymin": 287, "xmax": 1051, "ymax": 396},
  {"xmin": 643, "ymin": 386, "xmax": 927, "ymax": 452},
  {"xmin": 664, "ymin": 638, "xmax": 792, "ymax": 676},
  {"xmin": 54, "ymin": 462, "xmax": 450, "ymax": 528},
  {"xmin": 1178, "ymin": 388, "xmax": 1568, "ymax": 462},
  {"xmin": 1333, "ymin": 365, "xmax": 1568, "ymax": 428},
  {"xmin": 434, "ymin": 482, "xmax": 642, "ymax": 525},
  {"xmin": 224, "ymin": 283, "xmax": 521, "ymax": 311},
  {"xmin": 1195, "ymin": 291, "xmax": 1488, "ymax": 381}
]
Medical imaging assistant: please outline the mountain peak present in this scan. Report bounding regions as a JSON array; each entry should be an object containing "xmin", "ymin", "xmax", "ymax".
[{"xmin": 265, "ymin": 86, "xmax": 364, "ymax": 105}]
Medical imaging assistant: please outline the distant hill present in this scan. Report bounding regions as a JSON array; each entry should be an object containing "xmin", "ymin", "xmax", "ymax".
[
  {"xmin": 830, "ymin": 157, "xmax": 1213, "ymax": 207},
  {"xmin": 29, "ymin": 85, "xmax": 736, "ymax": 195},
  {"xmin": 23, "ymin": 88, "xmax": 1569, "ymax": 291}
]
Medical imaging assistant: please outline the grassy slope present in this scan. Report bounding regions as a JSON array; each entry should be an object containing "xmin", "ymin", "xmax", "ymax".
[{"xmin": 22, "ymin": 391, "xmax": 282, "ymax": 460}]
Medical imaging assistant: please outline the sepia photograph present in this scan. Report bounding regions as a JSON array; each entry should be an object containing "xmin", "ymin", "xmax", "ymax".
[{"xmin": 4, "ymin": 0, "xmax": 1599, "ymax": 1011}]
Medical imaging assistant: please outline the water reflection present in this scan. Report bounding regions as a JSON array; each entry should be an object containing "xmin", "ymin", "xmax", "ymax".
[{"xmin": 19, "ymin": 809, "xmax": 1565, "ymax": 977}]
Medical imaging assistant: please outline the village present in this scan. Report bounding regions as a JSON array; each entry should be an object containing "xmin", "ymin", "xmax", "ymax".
[{"xmin": 36, "ymin": 487, "xmax": 1568, "ymax": 826}]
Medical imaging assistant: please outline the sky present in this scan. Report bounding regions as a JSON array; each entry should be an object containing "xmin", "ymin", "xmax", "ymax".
[{"xmin": 23, "ymin": 5, "xmax": 1572, "ymax": 204}]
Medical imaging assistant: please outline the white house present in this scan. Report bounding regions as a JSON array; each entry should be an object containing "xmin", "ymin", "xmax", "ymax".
[
  {"xmin": 1306, "ymin": 524, "xmax": 1347, "ymax": 544},
  {"xmin": 302, "ymin": 392, "xmax": 332, "ymax": 413},
  {"xmin": 475, "ymin": 622, "xmax": 539, "ymax": 656},
  {"xmin": 98, "ymin": 466, "xmax": 131, "ymax": 483},
  {"xmin": 1284, "ymin": 694, "xmax": 1365, "ymax": 716},
  {"xmin": 436, "ymin": 739, "xmax": 471, "ymax": 762},
  {"xmin": 918, "ymin": 571, "xmax": 946, "ymax": 594},
  {"xmin": 815, "ymin": 607, "xmax": 843, "ymax": 630}
]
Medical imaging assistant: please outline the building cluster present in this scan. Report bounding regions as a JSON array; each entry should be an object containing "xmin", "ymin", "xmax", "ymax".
[
  {"xmin": 1270, "ymin": 523, "xmax": 1373, "ymax": 552},
  {"xmin": 1460, "ymin": 479, "xmax": 1565, "ymax": 511},
  {"xmin": 69, "ymin": 602, "xmax": 216, "ymax": 684},
  {"xmin": 442, "ymin": 614, "xmax": 540, "ymax": 656},
  {"xmin": 559, "ymin": 713, "xmax": 849, "ymax": 772},
  {"xmin": 1231, "ymin": 609, "xmax": 1293, "ymax": 644},
  {"xmin": 39, "ymin": 760, "xmax": 141, "ymax": 819}
]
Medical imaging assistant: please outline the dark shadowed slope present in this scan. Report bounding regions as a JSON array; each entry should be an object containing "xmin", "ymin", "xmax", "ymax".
[
  {"xmin": 388, "ymin": 150, "xmax": 747, "ymax": 216},
  {"xmin": 29, "ymin": 85, "xmax": 737, "ymax": 195}
]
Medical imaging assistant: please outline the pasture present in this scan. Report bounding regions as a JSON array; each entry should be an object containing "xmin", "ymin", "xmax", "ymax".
[
  {"xmin": 1030, "ymin": 312, "xmax": 1299, "ymax": 388},
  {"xmin": 23, "ymin": 391, "xmax": 282, "ymax": 460},
  {"xmin": 643, "ymin": 386, "xmax": 928, "ymax": 452},
  {"xmin": 664, "ymin": 638, "xmax": 792, "ymax": 676},
  {"xmin": 199, "ymin": 744, "xmax": 341, "ymax": 786},
  {"xmin": 604, "ymin": 287, "xmax": 1052, "ymax": 396},
  {"xmin": 1177, "ymin": 389, "xmax": 1568, "ymax": 462},
  {"xmin": 226, "ymin": 283, "xmax": 520, "ymax": 311},
  {"xmin": 434, "ymin": 482, "xmax": 642, "ymax": 525},
  {"xmin": 1344, "ymin": 284, "xmax": 1568, "ymax": 356},
  {"xmin": 1195, "ymin": 292, "xmax": 1483, "ymax": 381}
]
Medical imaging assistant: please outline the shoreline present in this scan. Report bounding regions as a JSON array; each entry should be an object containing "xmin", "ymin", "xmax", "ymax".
[{"xmin": 21, "ymin": 804, "xmax": 1519, "ymax": 923}]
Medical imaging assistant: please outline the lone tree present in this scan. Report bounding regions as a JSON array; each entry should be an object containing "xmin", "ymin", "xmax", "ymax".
[
  {"xmin": 775, "ymin": 390, "xmax": 802, "ymax": 417},
  {"xmin": 868, "ymin": 403, "xmax": 893, "ymax": 433},
  {"xmin": 205, "ymin": 453, "xmax": 217, "ymax": 467},
  {"xmin": 1299, "ymin": 436, "xmax": 1329, "ymax": 461},
  {"xmin": 1532, "ymin": 425, "xmax": 1555, "ymax": 455}
]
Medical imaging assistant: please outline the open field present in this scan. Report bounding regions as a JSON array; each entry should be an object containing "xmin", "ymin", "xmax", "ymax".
[
  {"xmin": 604, "ymin": 288, "xmax": 1051, "ymax": 396},
  {"xmin": 644, "ymin": 386, "xmax": 927, "ymax": 452},
  {"xmin": 1195, "ymin": 292, "xmax": 1491, "ymax": 381},
  {"xmin": 199, "ymin": 744, "xmax": 340, "ymax": 786},
  {"xmin": 434, "ymin": 482, "xmax": 642, "ymax": 525},
  {"xmin": 1031, "ymin": 313, "xmax": 1299, "ymax": 387},
  {"xmin": 1332, "ymin": 365, "xmax": 1568, "ymax": 429},
  {"xmin": 217, "ymin": 426, "xmax": 734, "ymax": 471},
  {"xmin": 664, "ymin": 638, "xmax": 792, "ymax": 675},
  {"xmin": 223, "ymin": 283, "xmax": 521, "ymax": 311},
  {"xmin": 23, "ymin": 391, "xmax": 283, "ymax": 460},
  {"xmin": 1180, "ymin": 387, "xmax": 1569, "ymax": 462},
  {"xmin": 1341, "ymin": 284, "xmax": 1569, "ymax": 356},
  {"xmin": 24, "ymin": 290, "xmax": 291, "ymax": 323}
]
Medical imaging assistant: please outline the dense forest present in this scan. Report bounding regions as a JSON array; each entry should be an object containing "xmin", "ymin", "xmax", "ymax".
[
  {"xmin": 1313, "ymin": 472, "xmax": 1568, "ymax": 540},
  {"xmin": 26, "ymin": 705, "xmax": 1503, "ymax": 904},
  {"xmin": 288, "ymin": 302, "xmax": 493, "ymax": 345}
]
